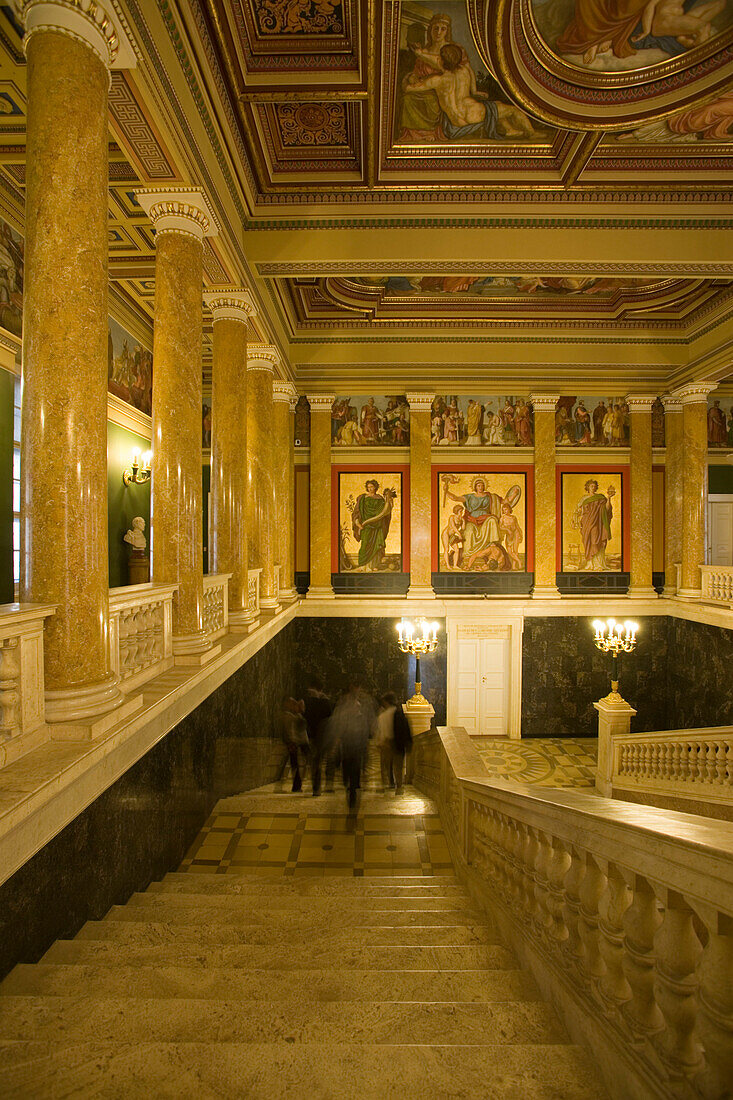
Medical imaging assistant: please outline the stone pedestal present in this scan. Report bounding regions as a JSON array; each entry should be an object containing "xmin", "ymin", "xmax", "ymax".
[
  {"xmin": 530, "ymin": 395, "xmax": 560, "ymax": 599},
  {"xmin": 677, "ymin": 382, "xmax": 716, "ymax": 598},
  {"xmin": 247, "ymin": 346, "xmax": 280, "ymax": 611},
  {"xmin": 403, "ymin": 698, "xmax": 435, "ymax": 738},
  {"xmin": 627, "ymin": 394, "xmax": 658, "ymax": 599},
  {"xmin": 205, "ymin": 289, "xmax": 255, "ymax": 629},
  {"xmin": 136, "ymin": 188, "xmax": 219, "ymax": 664},
  {"xmin": 594, "ymin": 692, "xmax": 637, "ymax": 797},
  {"xmin": 306, "ymin": 394, "xmax": 336, "ymax": 599},
  {"xmin": 406, "ymin": 393, "xmax": 435, "ymax": 599},
  {"xmin": 662, "ymin": 395, "xmax": 683, "ymax": 596},
  {"xmin": 273, "ymin": 381, "xmax": 298, "ymax": 601},
  {"xmin": 128, "ymin": 553, "xmax": 149, "ymax": 586}
]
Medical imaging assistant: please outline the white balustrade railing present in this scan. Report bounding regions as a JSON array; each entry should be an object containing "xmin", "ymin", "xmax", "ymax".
[
  {"xmin": 700, "ymin": 565, "xmax": 733, "ymax": 606},
  {"xmin": 108, "ymin": 584, "xmax": 176, "ymax": 692},
  {"xmin": 203, "ymin": 573, "xmax": 231, "ymax": 640},
  {"xmin": 612, "ymin": 727, "xmax": 733, "ymax": 807},
  {"xmin": 0, "ymin": 603, "xmax": 54, "ymax": 767},
  {"xmin": 412, "ymin": 725, "xmax": 733, "ymax": 1100},
  {"xmin": 248, "ymin": 568, "xmax": 261, "ymax": 622}
]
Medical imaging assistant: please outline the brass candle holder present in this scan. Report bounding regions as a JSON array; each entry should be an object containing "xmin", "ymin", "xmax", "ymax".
[
  {"xmin": 592, "ymin": 618, "xmax": 638, "ymax": 701},
  {"xmin": 396, "ymin": 617, "xmax": 439, "ymax": 704}
]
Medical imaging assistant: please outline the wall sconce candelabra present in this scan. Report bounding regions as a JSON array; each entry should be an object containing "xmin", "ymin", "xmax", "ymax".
[
  {"xmin": 397, "ymin": 617, "xmax": 439, "ymax": 704},
  {"xmin": 122, "ymin": 450, "xmax": 152, "ymax": 487},
  {"xmin": 592, "ymin": 618, "xmax": 638, "ymax": 700}
]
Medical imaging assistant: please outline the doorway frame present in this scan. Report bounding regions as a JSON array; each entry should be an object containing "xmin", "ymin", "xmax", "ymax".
[{"xmin": 445, "ymin": 610, "xmax": 524, "ymax": 740}]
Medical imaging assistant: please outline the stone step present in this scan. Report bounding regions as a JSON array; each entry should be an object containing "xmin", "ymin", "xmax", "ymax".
[
  {"xmin": 75, "ymin": 919, "xmax": 499, "ymax": 947},
  {"xmin": 0, "ymin": 1039, "xmax": 604, "ymax": 1099},
  {"xmin": 125, "ymin": 891, "xmax": 473, "ymax": 913},
  {"xmin": 155, "ymin": 874, "xmax": 461, "ymax": 888},
  {"xmin": 107, "ymin": 903, "xmax": 484, "ymax": 929},
  {"xmin": 1, "ymin": 965, "xmax": 540, "ymax": 1003},
  {"xmin": 42, "ymin": 939, "xmax": 516, "ymax": 971},
  {"xmin": 0, "ymin": 996, "xmax": 565, "ymax": 1047},
  {"xmin": 153, "ymin": 878, "xmax": 468, "ymax": 899}
]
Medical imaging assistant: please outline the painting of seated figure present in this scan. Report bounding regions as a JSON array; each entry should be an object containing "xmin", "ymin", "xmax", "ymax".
[{"xmin": 437, "ymin": 470, "xmax": 528, "ymax": 573}]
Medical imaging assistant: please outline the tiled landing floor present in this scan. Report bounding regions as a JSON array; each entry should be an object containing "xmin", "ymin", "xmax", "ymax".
[{"xmin": 473, "ymin": 737, "xmax": 598, "ymax": 788}]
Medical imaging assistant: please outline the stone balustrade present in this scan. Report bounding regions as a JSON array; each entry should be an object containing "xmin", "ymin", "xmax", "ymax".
[
  {"xmin": 700, "ymin": 565, "xmax": 733, "ymax": 606},
  {"xmin": 412, "ymin": 725, "xmax": 733, "ymax": 1100},
  {"xmin": 248, "ymin": 568, "xmax": 262, "ymax": 622},
  {"xmin": 612, "ymin": 727, "xmax": 733, "ymax": 808},
  {"xmin": 0, "ymin": 603, "xmax": 55, "ymax": 767},
  {"xmin": 108, "ymin": 584, "xmax": 177, "ymax": 693},
  {"xmin": 202, "ymin": 573, "xmax": 232, "ymax": 640}
]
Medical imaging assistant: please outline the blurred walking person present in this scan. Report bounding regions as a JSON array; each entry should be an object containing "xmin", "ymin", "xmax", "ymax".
[
  {"xmin": 302, "ymin": 674, "xmax": 333, "ymax": 797},
  {"xmin": 276, "ymin": 695, "xmax": 309, "ymax": 793},
  {"xmin": 331, "ymin": 681, "xmax": 375, "ymax": 810},
  {"xmin": 376, "ymin": 692, "xmax": 413, "ymax": 795}
]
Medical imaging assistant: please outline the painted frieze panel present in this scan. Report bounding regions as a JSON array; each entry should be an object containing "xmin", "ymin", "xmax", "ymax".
[
  {"xmin": 435, "ymin": 468, "xmax": 531, "ymax": 573},
  {"xmin": 331, "ymin": 395, "xmax": 410, "ymax": 446},
  {"xmin": 651, "ymin": 396, "xmax": 665, "ymax": 447},
  {"xmin": 336, "ymin": 469, "xmax": 404, "ymax": 572},
  {"xmin": 708, "ymin": 394, "xmax": 733, "ymax": 446},
  {"xmin": 560, "ymin": 469, "xmax": 626, "ymax": 572},
  {"xmin": 203, "ymin": 400, "xmax": 211, "ymax": 448},
  {"xmin": 432, "ymin": 395, "xmax": 534, "ymax": 446},
  {"xmin": 555, "ymin": 396, "xmax": 629, "ymax": 446},
  {"xmin": 108, "ymin": 317, "xmax": 153, "ymax": 417},
  {"xmin": 251, "ymin": 0, "xmax": 346, "ymax": 35}
]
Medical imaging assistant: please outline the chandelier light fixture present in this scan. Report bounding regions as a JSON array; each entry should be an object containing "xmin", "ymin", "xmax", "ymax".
[
  {"xmin": 592, "ymin": 618, "xmax": 638, "ymax": 700},
  {"xmin": 396, "ymin": 617, "xmax": 439, "ymax": 704}
]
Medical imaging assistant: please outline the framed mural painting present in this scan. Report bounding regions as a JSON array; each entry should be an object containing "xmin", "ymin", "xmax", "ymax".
[
  {"xmin": 331, "ymin": 466, "xmax": 409, "ymax": 593},
  {"xmin": 432, "ymin": 466, "xmax": 534, "ymax": 594},
  {"xmin": 557, "ymin": 467, "xmax": 629, "ymax": 592}
]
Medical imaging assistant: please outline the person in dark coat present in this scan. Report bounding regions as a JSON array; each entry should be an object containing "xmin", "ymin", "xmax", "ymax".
[
  {"xmin": 331, "ymin": 681, "xmax": 375, "ymax": 810},
  {"xmin": 302, "ymin": 675, "xmax": 333, "ymax": 797}
]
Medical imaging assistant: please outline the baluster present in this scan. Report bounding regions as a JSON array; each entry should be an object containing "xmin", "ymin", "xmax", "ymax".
[
  {"xmin": 652, "ymin": 889, "xmax": 703, "ymax": 1079},
  {"xmin": 578, "ymin": 853, "xmax": 607, "ymax": 987},
  {"xmin": 704, "ymin": 741, "xmax": 717, "ymax": 784},
  {"xmin": 597, "ymin": 861, "xmax": 633, "ymax": 1013},
  {"xmin": 621, "ymin": 873, "xmax": 664, "ymax": 1043},
  {"xmin": 714, "ymin": 742, "xmax": 727, "ymax": 786},
  {"xmin": 0, "ymin": 638, "xmax": 20, "ymax": 737},
  {"xmin": 726, "ymin": 744, "xmax": 733, "ymax": 787},
  {"xmin": 546, "ymin": 836, "xmax": 572, "ymax": 943},
  {"xmin": 693, "ymin": 913, "xmax": 733, "ymax": 1100},
  {"xmin": 561, "ymin": 843, "xmax": 586, "ymax": 969}
]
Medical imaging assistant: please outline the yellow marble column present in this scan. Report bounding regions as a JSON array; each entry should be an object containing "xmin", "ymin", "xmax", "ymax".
[
  {"xmin": 626, "ymin": 394, "xmax": 658, "ymax": 599},
  {"xmin": 137, "ymin": 188, "xmax": 219, "ymax": 661},
  {"xmin": 247, "ymin": 346, "xmax": 279, "ymax": 611},
  {"xmin": 204, "ymin": 288, "xmax": 255, "ymax": 629},
  {"xmin": 406, "ymin": 393, "xmax": 435, "ymax": 599},
  {"xmin": 530, "ymin": 394, "xmax": 560, "ymax": 599},
  {"xmin": 677, "ymin": 382, "xmax": 716, "ymax": 598},
  {"xmin": 306, "ymin": 394, "xmax": 336, "ymax": 598},
  {"xmin": 20, "ymin": 1, "xmax": 134, "ymax": 725},
  {"xmin": 662, "ymin": 395, "xmax": 683, "ymax": 595},
  {"xmin": 273, "ymin": 381, "xmax": 298, "ymax": 601}
]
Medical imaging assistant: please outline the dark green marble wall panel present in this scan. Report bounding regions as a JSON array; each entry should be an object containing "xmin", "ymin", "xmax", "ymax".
[
  {"xmin": 666, "ymin": 617, "xmax": 733, "ymax": 730},
  {"xmin": 521, "ymin": 616, "xmax": 669, "ymax": 738},
  {"xmin": 0, "ymin": 622, "xmax": 296, "ymax": 980},
  {"xmin": 292, "ymin": 616, "xmax": 447, "ymax": 725}
]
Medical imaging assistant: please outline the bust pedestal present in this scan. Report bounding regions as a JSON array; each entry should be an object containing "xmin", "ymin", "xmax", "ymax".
[{"xmin": 128, "ymin": 551, "xmax": 150, "ymax": 585}]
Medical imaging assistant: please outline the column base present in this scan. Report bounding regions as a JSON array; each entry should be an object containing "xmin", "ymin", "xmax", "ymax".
[
  {"xmin": 45, "ymin": 672, "xmax": 125, "ymax": 725},
  {"xmin": 228, "ymin": 610, "xmax": 259, "ymax": 634},
  {"xmin": 306, "ymin": 586, "xmax": 336, "ymax": 600},
  {"xmin": 49, "ymin": 693, "xmax": 143, "ymax": 742},
  {"xmin": 662, "ymin": 585, "xmax": 678, "ymax": 597},
  {"xmin": 406, "ymin": 585, "xmax": 436, "ymax": 600},
  {"xmin": 260, "ymin": 596, "xmax": 281, "ymax": 611},
  {"xmin": 676, "ymin": 587, "xmax": 703, "ymax": 600},
  {"xmin": 626, "ymin": 586, "xmax": 659, "ymax": 599},
  {"xmin": 531, "ymin": 584, "xmax": 561, "ymax": 600},
  {"xmin": 172, "ymin": 631, "xmax": 219, "ymax": 667},
  {"xmin": 279, "ymin": 587, "xmax": 299, "ymax": 603}
]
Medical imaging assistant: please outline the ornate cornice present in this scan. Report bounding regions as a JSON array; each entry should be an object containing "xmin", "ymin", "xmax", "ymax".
[
  {"xmin": 21, "ymin": 0, "xmax": 138, "ymax": 72},
  {"xmin": 661, "ymin": 395, "xmax": 683, "ymax": 414},
  {"xmin": 529, "ymin": 394, "xmax": 560, "ymax": 411},
  {"xmin": 675, "ymin": 382, "xmax": 718, "ymax": 405},
  {"xmin": 272, "ymin": 380, "xmax": 297, "ymax": 403},
  {"xmin": 203, "ymin": 288, "xmax": 256, "ymax": 323},
  {"xmin": 136, "ymin": 187, "xmax": 219, "ymax": 242},
  {"xmin": 247, "ymin": 344, "xmax": 280, "ymax": 372},
  {"xmin": 306, "ymin": 394, "xmax": 336, "ymax": 410},
  {"xmin": 406, "ymin": 393, "xmax": 435, "ymax": 412},
  {"xmin": 625, "ymin": 394, "xmax": 658, "ymax": 411}
]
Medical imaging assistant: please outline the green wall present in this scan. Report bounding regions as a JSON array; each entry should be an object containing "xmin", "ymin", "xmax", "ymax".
[
  {"xmin": 709, "ymin": 464, "xmax": 733, "ymax": 495},
  {"xmin": 203, "ymin": 462, "xmax": 210, "ymax": 574},
  {"xmin": 0, "ymin": 368, "xmax": 13, "ymax": 603},
  {"xmin": 108, "ymin": 421, "xmax": 151, "ymax": 588}
]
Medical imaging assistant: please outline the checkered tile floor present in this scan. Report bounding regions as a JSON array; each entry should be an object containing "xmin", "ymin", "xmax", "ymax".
[{"xmin": 473, "ymin": 737, "xmax": 598, "ymax": 788}]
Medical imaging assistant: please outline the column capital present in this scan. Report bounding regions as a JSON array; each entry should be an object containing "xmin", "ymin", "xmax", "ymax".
[
  {"xmin": 661, "ymin": 394, "xmax": 683, "ymax": 414},
  {"xmin": 406, "ymin": 392, "xmax": 435, "ymax": 411},
  {"xmin": 248, "ymin": 344, "xmax": 280, "ymax": 373},
  {"xmin": 136, "ymin": 187, "xmax": 219, "ymax": 242},
  {"xmin": 273, "ymin": 381, "xmax": 298, "ymax": 404},
  {"xmin": 307, "ymin": 393, "xmax": 336, "ymax": 410},
  {"xmin": 529, "ymin": 394, "xmax": 559, "ymax": 411},
  {"xmin": 21, "ymin": 0, "xmax": 139, "ymax": 71},
  {"xmin": 674, "ymin": 381, "xmax": 717, "ymax": 406},
  {"xmin": 204, "ymin": 288, "xmax": 256, "ymax": 323},
  {"xmin": 625, "ymin": 393, "xmax": 658, "ymax": 411}
]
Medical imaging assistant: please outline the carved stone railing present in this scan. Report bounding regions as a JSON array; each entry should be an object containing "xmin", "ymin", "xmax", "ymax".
[
  {"xmin": 611, "ymin": 727, "xmax": 733, "ymax": 810},
  {"xmin": 700, "ymin": 565, "xmax": 733, "ymax": 607},
  {"xmin": 109, "ymin": 584, "xmax": 176, "ymax": 693},
  {"xmin": 202, "ymin": 573, "xmax": 231, "ymax": 640},
  {"xmin": 0, "ymin": 603, "xmax": 55, "ymax": 767},
  {"xmin": 412, "ymin": 726, "xmax": 733, "ymax": 1100},
  {"xmin": 248, "ymin": 568, "xmax": 261, "ymax": 623}
]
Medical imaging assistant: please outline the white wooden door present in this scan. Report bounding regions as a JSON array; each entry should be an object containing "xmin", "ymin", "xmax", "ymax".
[
  {"xmin": 710, "ymin": 501, "xmax": 733, "ymax": 566},
  {"xmin": 454, "ymin": 632, "xmax": 510, "ymax": 736}
]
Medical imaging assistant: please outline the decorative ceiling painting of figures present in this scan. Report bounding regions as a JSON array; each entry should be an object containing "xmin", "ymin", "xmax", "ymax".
[
  {"xmin": 394, "ymin": 1, "xmax": 549, "ymax": 144},
  {"xmin": 532, "ymin": 0, "xmax": 733, "ymax": 73}
]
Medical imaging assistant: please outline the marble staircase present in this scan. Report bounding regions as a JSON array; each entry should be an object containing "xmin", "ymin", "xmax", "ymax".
[{"xmin": 0, "ymin": 797, "xmax": 606, "ymax": 1097}]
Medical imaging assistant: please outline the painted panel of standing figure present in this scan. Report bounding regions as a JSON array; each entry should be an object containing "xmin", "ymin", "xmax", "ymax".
[
  {"xmin": 561, "ymin": 471, "xmax": 624, "ymax": 572},
  {"xmin": 431, "ymin": 395, "xmax": 534, "ymax": 446},
  {"xmin": 331, "ymin": 396, "xmax": 410, "ymax": 446},
  {"xmin": 438, "ymin": 471, "xmax": 527, "ymax": 572},
  {"xmin": 556, "ymin": 396, "xmax": 629, "ymax": 446},
  {"xmin": 338, "ymin": 472, "xmax": 403, "ymax": 572},
  {"xmin": 708, "ymin": 396, "xmax": 733, "ymax": 447}
]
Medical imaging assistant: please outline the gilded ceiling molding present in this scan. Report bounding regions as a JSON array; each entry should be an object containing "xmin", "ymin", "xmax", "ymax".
[
  {"xmin": 203, "ymin": 288, "xmax": 256, "ymax": 324},
  {"xmin": 247, "ymin": 217, "xmax": 733, "ymax": 231},
  {"xmin": 21, "ymin": 0, "xmax": 138, "ymax": 73},
  {"xmin": 406, "ymin": 393, "xmax": 435, "ymax": 412},
  {"xmin": 248, "ymin": 344, "xmax": 280, "ymax": 372},
  {"xmin": 136, "ymin": 187, "xmax": 219, "ymax": 241},
  {"xmin": 674, "ymin": 381, "xmax": 719, "ymax": 404},
  {"xmin": 272, "ymin": 380, "xmax": 298, "ymax": 403}
]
